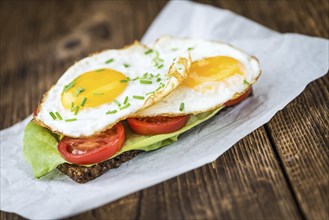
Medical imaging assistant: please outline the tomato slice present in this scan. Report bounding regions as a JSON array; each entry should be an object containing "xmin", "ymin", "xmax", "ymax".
[
  {"xmin": 224, "ymin": 87, "xmax": 252, "ymax": 107},
  {"xmin": 127, "ymin": 115, "xmax": 190, "ymax": 135},
  {"xmin": 58, "ymin": 123, "xmax": 125, "ymax": 165}
]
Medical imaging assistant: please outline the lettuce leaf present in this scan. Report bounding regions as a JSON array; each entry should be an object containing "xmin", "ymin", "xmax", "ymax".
[{"xmin": 23, "ymin": 107, "xmax": 223, "ymax": 178}]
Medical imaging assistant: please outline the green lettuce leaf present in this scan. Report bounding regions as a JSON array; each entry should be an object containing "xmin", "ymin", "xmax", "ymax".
[
  {"xmin": 23, "ymin": 122, "xmax": 67, "ymax": 177},
  {"xmin": 23, "ymin": 107, "xmax": 223, "ymax": 178}
]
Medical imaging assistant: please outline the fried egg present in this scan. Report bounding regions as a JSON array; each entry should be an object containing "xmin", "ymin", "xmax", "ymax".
[
  {"xmin": 33, "ymin": 41, "xmax": 191, "ymax": 137},
  {"xmin": 135, "ymin": 36, "xmax": 261, "ymax": 117}
]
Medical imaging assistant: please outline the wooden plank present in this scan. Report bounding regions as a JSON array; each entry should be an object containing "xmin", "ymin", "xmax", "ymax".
[
  {"xmin": 266, "ymin": 75, "xmax": 329, "ymax": 220},
  {"xmin": 212, "ymin": 0, "xmax": 329, "ymax": 219},
  {"xmin": 69, "ymin": 128, "xmax": 300, "ymax": 220}
]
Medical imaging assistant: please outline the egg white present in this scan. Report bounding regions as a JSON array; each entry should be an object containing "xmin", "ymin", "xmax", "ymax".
[
  {"xmin": 134, "ymin": 36, "xmax": 261, "ymax": 117},
  {"xmin": 34, "ymin": 41, "xmax": 191, "ymax": 137}
]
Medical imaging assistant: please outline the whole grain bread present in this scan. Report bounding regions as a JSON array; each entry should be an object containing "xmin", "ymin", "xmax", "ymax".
[{"xmin": 57, "ymin": 150, "xmax": 141, "ymax": 183}]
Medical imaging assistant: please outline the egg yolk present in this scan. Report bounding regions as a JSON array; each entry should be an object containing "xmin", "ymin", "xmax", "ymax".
[
  {"xmin": 182, "ymin": 56, "xmax": 245, "ymax": 88},
  {"xmin": 61, "ymin": 69, "xmax": 127, "ymax": 110}
]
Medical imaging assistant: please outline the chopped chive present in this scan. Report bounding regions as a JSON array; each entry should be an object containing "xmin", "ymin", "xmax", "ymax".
[
  {"xmin": 80, "ymin": 97, "xmax": 87, "ymax": 107},
  {"xmin": 126, "ymin": 77, "xmax": 131, "ymax": 81},
  {"xmin": 120, "ymin": 79, "xmax": 129, "ymax": 83},
  {"xmin": 123, "ymin": 63, "xmax": 130, "ymax": 68},
  {"xmin": 155, "ymin": 73, "xmax": 160, "ymax": 77},
  {"xmin": 113, "ymin": 100, "xmax": 121, "ymax": 106},
  {"xmin": 65, "ymin": 118, "xmax": 77, "ymax": 122},
  {"xmin": 95, "ymin": 69, "xmax": 105, "ymax": 72},
  {"xmin": 55, "ymin": 112, "xmax": 63, "ymax": 120},
  {"xmin": 133, "ymin": 95, "xmax": 144, "ymax": 100},
  {"xmin": 158, "ymin": 58, "xmax": 164, "ymax": 62},
  {"xmin": 74, "ymin": 106, "xmax": 80, "ymax": 115},
  {"xmin": 143, "ymin": 72, "xmax": 148, "ymax": 78},
  {"xmin": 187, "ymin": 47, "xmax": 194, "ymax": 51},
  {"xmin": 93, "ymin": 92, "xmax": 104, "ymax": 96},
  {"xmin": 171, "ymin": 48, "xmax": 178, "ymax": 51},
  {"xmin": 146, "ymin": 91, "xmax": 155, "ymax": 95},
  {"xmin": 155, "ymin": 83, "xmax": 165, "ymax": 91},
  {"xmin": 70, "ymin": 102, "xmax": 74, "ymax": 109},
  {"xmin": 63, "ymin": 82, "xmax": 75, "ymax": 92},
  {"xmin": 106, "ymin": 110, "xmax": 117, "ymax": 114},
  {"xmin": 244, "ymin": 80, "xmax": 250, "ymax": 85},
  {"xmin": 123, "ymin": 96, "xmax": 129, "ymax": 104},
  {"xmin": 179, "ymin": 102, "xmax": 185, "ymax": 112},
  {"xmin": 105, "ymin": 58, "xmax": 114, "ymax": 64},
  {"xmin": 140, "ymin": 79, "xmax": 152, "ymax": 84},
  {"xmin": 144, "ymin": 49, "xmax": 153, "ymax": 54},
  {"xmin": 49, "ymin": 112, "xmax": 57, "ymax": 120},
  {"xmin": 74, "ymin": 87, "xmax": 85, "ymax": 96},
  {"xmin": 150, "ymin": 73, "xmax": 154, "ymax": 78},
  {"xmin": 157, "ymin": 64, "xmax": 164, "ymax": 69},
  {"xmin": 156, "ymin": 78, "xmax": 161, "ymax": 82},
  {"xmin": 155, "ymin": 50, "xmax": 159, "ymax": 57},
  {"xmin": 133, "ymin": 76, "xmax": 139, "ymax": 81},
  {"xmin": 119, "ymin": 103, "xmax": 131, "ymax": 110}
]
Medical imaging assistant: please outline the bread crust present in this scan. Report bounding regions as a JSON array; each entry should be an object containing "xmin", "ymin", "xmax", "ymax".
[{"xmin": 57, "ymin": 150, "xmax": 141, "ymax": 183}]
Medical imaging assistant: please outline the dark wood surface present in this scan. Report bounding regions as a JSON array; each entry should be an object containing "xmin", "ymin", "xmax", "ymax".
[{"xmin": 1, "ymin": 0, "xmax": 328, "ymax": 219}]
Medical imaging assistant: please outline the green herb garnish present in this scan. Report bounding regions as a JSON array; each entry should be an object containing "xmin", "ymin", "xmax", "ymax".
[
  {"xmin": 146, "ymin": 91, "xmax": 155, "ymax": 95},
  {"xmin": 133, "ymin": 95, "xmax": 144, "ymax": 100},
  {"xmin": 133, "ymin": 76, "xmax": 139, "ymax": 81},
  {"xmin": 140, "ymin": 79, "xmax": 152, "ymax": 84},
  {"xmin": 49, "ymin": 112, "xmax": 56, "ymax": 120},
  {"xmin": 123, "ymin": 96, "xmax": 129, "ymax": 104},
  {"xmin": 244, "ymin": 80, "xmax": 250, "ymax": 85},
  {"xmin": 93, "ymin": 92, "xmax": 104, "ymax": 96},
  {"xmin": 113, "ymin": 100, "xmax": 121, "ymax": 107},
  {"xmin": 74, "ymin": 87, "xmax": 85, "ymax": 96},
  {"xmin": 95, "ymin": 69, "xmax": 105, "ymax": 72},
  {"xmin": 74, "ymin": 106, "xmax": 80, "ymax": 115},
  {"xmin": 55, "ymin": 112, "xmax": 62, "ymax": 120},
  {"xmin": 119, "ymin": 103, "xmax": 131, "ymax": 110},
  {"xmin": 187, "ymin": 47, "xmax": 194, "ymax": 51},
  {"xmin": 120, "ymin": 79, "xmax": 129, "ymax": 83},
  {"xmin": 63, "ymin": 82, "xmax": 75, "ymax": 92},
  {"xmin": 106, "ymin": 110, "xmax": 117, "ymax": 114},
  {"xmin": 156, "ymin": 78, "xmax": 161, "ymax": 82},
  {"xmin": 123, "ymin": 64, "xmax": 130, "ymax": 68},
  {"xmin": 157, "ymin": 64, "xmax": 164, "ymax": 69},
  {"xmin": 80, "ymin": 97, "xmax": 87, "ymax": 107},
  {"xmin": 105, "ymin": 58, "xmax": 114, "ymax": 64},
  {"xmin": 179, "ymin": 102, "xmax": 185, "ymax": 112},
  {"xmin": 144, "ymin": 49, "xmax": 153, "ymax": 54},
  {"xmin": 65, "ymin": 118, "xmax": 77, "ymax": 122}
]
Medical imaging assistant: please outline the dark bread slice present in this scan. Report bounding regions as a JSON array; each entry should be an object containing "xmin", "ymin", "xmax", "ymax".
[{"xmin": 57, "ymin": 150, "xmax": 141, "ymax": 183}]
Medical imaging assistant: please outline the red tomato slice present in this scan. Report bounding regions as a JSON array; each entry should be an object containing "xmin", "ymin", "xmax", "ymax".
[
  {"xmin": 58, "ymin": 123, "xmax": 125, "ymax": 165},
  {"xmin": 127, "ymin": 115, "xmax": 190, "ymax": 135},
  {"xmin": 224, "ymin": 87, "xmax": 252, "ymax": 107}
]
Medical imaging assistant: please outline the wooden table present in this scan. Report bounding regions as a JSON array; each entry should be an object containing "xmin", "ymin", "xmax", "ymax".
[{"xmin": 1, "ymin": 0, "xmax": 328, "ymax": 219}]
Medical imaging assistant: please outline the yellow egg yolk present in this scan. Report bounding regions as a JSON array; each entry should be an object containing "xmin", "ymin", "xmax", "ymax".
[
  {"xmin": 61, "ymin": 68, "xmax": 127, "ymax": 110},
  {"xmin": 182, "ymin": 56, "xmax": 245, "ymax": 88}
]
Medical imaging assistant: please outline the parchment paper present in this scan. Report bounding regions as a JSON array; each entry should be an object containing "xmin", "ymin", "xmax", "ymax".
[{"xmin": 1, "ymin": 1, "xmax": 328, "ymax": 219}]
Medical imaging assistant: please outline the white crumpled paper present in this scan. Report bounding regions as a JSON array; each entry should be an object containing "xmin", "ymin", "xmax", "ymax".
[{"xmin": 1, "ymin": 1, "xmax": 328, "ymax": 219}]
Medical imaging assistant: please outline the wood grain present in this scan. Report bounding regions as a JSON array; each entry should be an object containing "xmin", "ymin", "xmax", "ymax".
[
  {"xmin": 266, "ymin": 75, "xmax": 329, "ymax": 220},
  {"xmin": 0, "ymin": 0, "xmax": 328, "ymax": 220}
]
